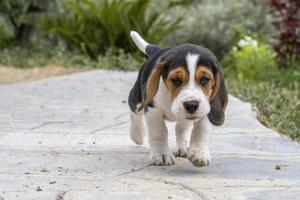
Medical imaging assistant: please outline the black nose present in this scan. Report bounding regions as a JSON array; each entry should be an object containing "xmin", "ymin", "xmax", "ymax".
[{"xmin": 183, "ymin": 100, "xmax": 199, "ymax": 114}]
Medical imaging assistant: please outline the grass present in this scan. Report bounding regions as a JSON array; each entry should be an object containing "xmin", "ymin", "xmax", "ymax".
[
  {"xmin": 0, "ymin": 44, "xmax": 142, "ymax": 70},
  {"xmin": 226, "ymin": 72, "xmax": 300, "ymax": 142}
]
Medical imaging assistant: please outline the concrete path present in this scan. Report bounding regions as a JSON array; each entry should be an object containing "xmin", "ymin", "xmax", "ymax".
[{"xmin": 0, "ymin": 70, "xmax": 299, "ymax": 200}]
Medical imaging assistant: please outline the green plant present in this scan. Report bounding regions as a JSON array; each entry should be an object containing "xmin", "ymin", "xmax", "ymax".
[
  {"xmin": 0, "ymin": 42, "xmax": 142, "ymax": 70},
  {"xmin": 0, "ymin": 22, "xmax": 13, "ymax": 48},
  {"xmin": 167, "ymin": 0, "xmax": 274, "ymax": 59},
  {"xmin": 36, "ymin": 0, "xmax": 185, "ymax": 60},
  {"xmin": 96, "ymin": 48, "xmax": 142, "ymax": 70},
  {"xmin": 221, "ymin": 29, "xmax": 300, "ymax": 141},
  {"xmin": 222, "ymin": 36, "xmax": 277, "ymax": 81},
  {"xmin": 0, "ymin": 0, "xmax": 50, "ymax": 45}
]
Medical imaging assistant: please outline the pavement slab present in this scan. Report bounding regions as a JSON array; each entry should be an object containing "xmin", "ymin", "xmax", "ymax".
[{"xmin": 0, "ymin": 70, "xmax": 299, "ymax": 200}]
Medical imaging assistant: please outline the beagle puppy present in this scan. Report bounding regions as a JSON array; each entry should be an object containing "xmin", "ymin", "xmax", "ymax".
[{"xmin": 128, "ymin": 31, "xmax": 228, "ymax": 167}]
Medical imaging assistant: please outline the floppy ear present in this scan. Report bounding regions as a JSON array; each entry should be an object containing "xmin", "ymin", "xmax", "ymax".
[
  {"xmin": 208, "ymin": 64, "xmax": 228, "ymax": 126},
  {"xmin": 137, "ymin": 51, "xmax": 176, "ymax": 111},
  {"xmin": 138, "ymin": 63, "xmax": 164, "ymax": 111},
  {"xmin": 137, "ymin": 58, "xmax": 168, "ymax": 111}
]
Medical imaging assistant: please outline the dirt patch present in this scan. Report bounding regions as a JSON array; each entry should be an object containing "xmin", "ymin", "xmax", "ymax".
[{"xmin": 0, "ymin": 66, "xmax": 90, "ymax": 85}]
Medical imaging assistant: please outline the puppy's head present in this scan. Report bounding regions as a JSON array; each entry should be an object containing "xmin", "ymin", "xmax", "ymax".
[{"xmin": 141, "ymin": 44, "xmax": 228, "ymax": 125}]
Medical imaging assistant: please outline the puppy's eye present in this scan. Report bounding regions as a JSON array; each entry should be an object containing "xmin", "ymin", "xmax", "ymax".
[
  {"xmin": 171, "ymin": 77, "xmax": 182, "ymax": 87},
  {"xmin": 200, "ymin": 77, "xmax": 209, "ymax": 85}
]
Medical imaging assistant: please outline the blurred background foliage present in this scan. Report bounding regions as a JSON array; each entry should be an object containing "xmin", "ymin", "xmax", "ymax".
[
  {"xmin": 167, "ymin": 0, "xmax": 274, "ymax": 59},
  {"xmin": 35, "ymin": 0, "xmax": 186, "ymax": 60},
  {"xmin": 0, "ymin": 0, "xmax": 299, "ymax": 141}
]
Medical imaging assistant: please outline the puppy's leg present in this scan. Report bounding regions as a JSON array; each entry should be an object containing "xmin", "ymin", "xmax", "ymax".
[
  {"xmin": 173, "ymin": 121, "xmax": 192, "ymax": 158},
  {"xmin": 187, "ymin": 116, "xmax": 213, "ymax": 167},
  {"xmin": 130, "ymin": 108, "xmax": 145, "ymax": 145},
  {"xmin": 145, "ymin": 108, "xmax": 175, "ymax": 166}
]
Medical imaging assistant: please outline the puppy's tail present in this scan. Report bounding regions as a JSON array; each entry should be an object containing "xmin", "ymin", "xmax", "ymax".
[{"xmin": 130, "ymin": 31, "xmax": 160, "ymax": 57}]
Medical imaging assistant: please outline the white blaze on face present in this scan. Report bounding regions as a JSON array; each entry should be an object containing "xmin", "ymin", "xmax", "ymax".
[{"xmin": 171, "ymin": 53, "xmax": 210, "ymax": 120}]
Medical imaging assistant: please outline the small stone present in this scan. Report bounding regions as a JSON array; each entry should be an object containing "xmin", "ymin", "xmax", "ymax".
[
  {"xmin": 168, "ymin": 196, "xmax": 172, "ymax": 199},
  {"xmin": 41, "ymin": 168, "xmax": 49, "ymax": 173},
  {"xmin": 275, "ymin": 164, "xmax": 281, "ymax": 170},
  {"xmin": 49, "ymin": 181, "xmax": 56, "ymax": 184},
  {"xmin": 36, "ymin": 186, "xmax": 42, "ymax": 192}
]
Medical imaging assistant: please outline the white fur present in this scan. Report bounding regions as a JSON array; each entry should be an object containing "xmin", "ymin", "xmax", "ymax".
[
  {"xmin": 130, "ymin": 31, "xmax": 149, "ymax": 55},
  {"xmin": 145, "ymin": 107, "xmax": 175, "ymax": 165},
  {"xmin": 130, "ymin": 52, "xmax": 213, "ymax": 167},
  {"xmin": 171, "ymin": 53, "xmax": 210, "ymax": 121},
  {"xmin": 188, "ymin": 115, "xmax": 213, "ymax": 167},
  {"xmin": 130, "ymin": 104, "xmax": 145, "ymax": 145},
  {"xmin": 153, "ymin": 78, "xmax": 178, "ymax": 121},
  {"xmin": 173, "ymin": 120, "xmax": 192, "ymax": 157}
]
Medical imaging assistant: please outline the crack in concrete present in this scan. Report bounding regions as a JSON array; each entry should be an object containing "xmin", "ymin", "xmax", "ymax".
[
  {"xmin": 29, "ymin": 121, "xmax": 84, "ymax": 130},
  {"xmin": 89, "ymin": 121, "xmax": 126, "ymax": 134},
  {"xmin": 165, "ymin": 181, "xmax": 209, "ymax": 200},
  {"xmin": 116, "ymin": 164, "xmax": 152, "ymax": 177},
  {"xmin": 131, "ymin": 175, "xmax": 209, "ymax": 200},
  {"xmin": 116, "ymin": 164, "xmax": 209, "ymax": 199},
  {"xmin": 30, "ymin": 122, "xmax": 53, "ymax": 130},
  {"xmin": 113, "ymin": 113, "xmax": 128, "ymax": 120}
]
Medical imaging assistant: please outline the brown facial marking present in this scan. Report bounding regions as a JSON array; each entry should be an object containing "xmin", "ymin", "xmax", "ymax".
[
  {"xmin": 195, "ymin": 66, "xmax": 215, "ymax": 98},
  {"xmin": 164, "ymin": 66, "xmax": 189, "ymax": 99}
]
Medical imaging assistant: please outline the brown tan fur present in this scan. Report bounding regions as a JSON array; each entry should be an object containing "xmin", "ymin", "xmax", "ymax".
[
  {"xmin": 164, "ymin": 66, "xmax": 189, "ymax": 100},
  {"xmin": 143, "ymin": 66, "xmax": 219, "ymax": 110},
  {"xmin": 195, "ymin": 66, "xmax": 217, "ymax": 100}
]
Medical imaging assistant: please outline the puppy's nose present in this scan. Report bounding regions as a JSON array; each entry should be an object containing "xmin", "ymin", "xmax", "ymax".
[{"xmin": 183, "ymin": 100, "xmax": 199, "ymax": 114}]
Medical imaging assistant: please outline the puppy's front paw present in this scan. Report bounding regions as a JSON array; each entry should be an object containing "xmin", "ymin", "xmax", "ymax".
[
  {"xmin": 172, "ymin": 147, "xmax": 188, "ymax": 158},
  {"xmin": 187, "ymin": 148, "xmax": 211, "ymax": 167},
  {"xmin": 151, "ymin": 153, "xmax": 175, "ymax": 166}
]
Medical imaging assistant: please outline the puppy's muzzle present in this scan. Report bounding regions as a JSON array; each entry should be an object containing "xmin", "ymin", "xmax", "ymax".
[{"xmin": 183, "ymin": 100, "xmax": 199, "ymax": 114}]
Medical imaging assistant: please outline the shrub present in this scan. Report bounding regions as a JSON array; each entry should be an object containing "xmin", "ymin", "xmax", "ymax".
[
  {"xmin": 222, "ymin": 35, "xmax": 277, "ymax": 81},
  {"xmin": 222, "ymin": 33, "xmax": 300, "ymax": 141},
  {"xmin": 0, "ymin": 0, "xmax": 49, "ymax": 45},
  {"xmin": 0, "ymin": 42, "xmax": 142, "ymax": 70},
  {"xmin": 36, "ymin": 0, "xmax": 185, "ymax": 60},
  {"xmin": 95, "ymin": 48, "xmax": 142, "ymax": 70},
  {"xmin": 270, "ymin": 0, "xmax": 300, "ymax": 67},
  {"xmin": 167, "ymin": 0, "xmax": 274, "ymax": 59},
  {"xmin": 0, "ymin": 22, "xmax": 13, "ymax": 48}
]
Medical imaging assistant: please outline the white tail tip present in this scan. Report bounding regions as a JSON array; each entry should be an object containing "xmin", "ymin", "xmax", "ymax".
[{"xmin": 130, "ymin": 31, "xmax": 149, "ymax": 55}]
